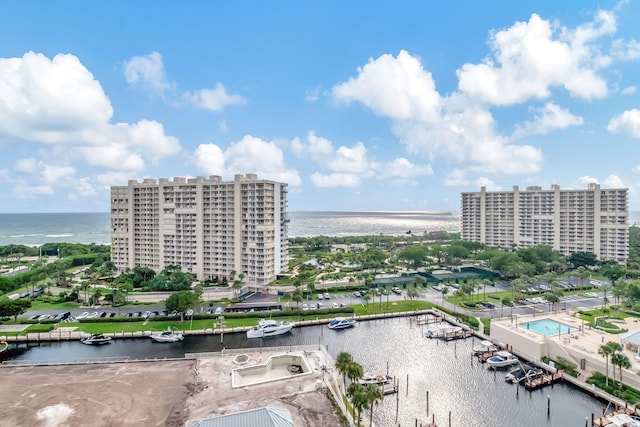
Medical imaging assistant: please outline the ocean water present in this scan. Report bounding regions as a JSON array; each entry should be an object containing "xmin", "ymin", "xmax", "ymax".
[{"xmin": 0, "ymin": 210, "xmax": 638, "ymax": 246}]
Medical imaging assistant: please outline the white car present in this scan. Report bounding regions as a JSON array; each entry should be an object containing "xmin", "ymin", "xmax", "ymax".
[
  {"xmin": 214, "ymin": 307, "xmax": 224, "ymax": 315},
  {"xmin": 324, "ymin": 293, "xmax": 330, "ymax": 299},
  {"xmin": 301, "ymin": 303, "xmax": 309, "ymax": 311},
  {"xmin": 332, "ymin": 302, "xmax": 339, "ymax": 309}
]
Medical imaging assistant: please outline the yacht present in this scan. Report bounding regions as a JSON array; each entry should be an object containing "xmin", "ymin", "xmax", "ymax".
[
  {"xmin": 150, "ymin": 327, "xmax": 184, "ymax": 343},
  {"xmin": 327, "ymin": 318, "xmax": 356, "ymax": 330},
  {"xmin": 81, "ymin": 333, "xmax": 112, "ymax": 345},
  {"xmin": 472, "ymin": 339, "xmax": 498, "ymax": 355},
  {"xmin": 359, "ymin": 370, "xmax": 394, "ymax": 385},
  {"xmin": 486, "ymin": 351, "xmax": 519, "ymax": 369},
  {"xmin": 504, "ymin": 363, "xmax": 544, "ymax": 384},
  {"xmin": 246, "ymin": 319, "xmax": 294, "ymax": 338},
  {"xmin": 425, "ymin": 323, "xmax": 462, "ymax": 338}
]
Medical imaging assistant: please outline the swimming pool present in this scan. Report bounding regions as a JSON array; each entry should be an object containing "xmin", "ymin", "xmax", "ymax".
[{"xmin": 521, "ymin": 318, "xmax": 575, "ymax": 336}]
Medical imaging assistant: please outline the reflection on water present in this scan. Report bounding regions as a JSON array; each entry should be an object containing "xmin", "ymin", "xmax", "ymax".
[{"xmin": 4, "ymin": 318, "xmax": 604, "ymax": 426}]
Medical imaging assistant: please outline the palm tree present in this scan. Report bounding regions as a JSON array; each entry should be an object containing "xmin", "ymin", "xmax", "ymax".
[
  {"xmin": 347, "ymin": 382, "xmax": 368, "ymax": 427},
  {"xmin": 335, "ymin": 352, "xmax": 353, "ymax": 391},
  {"xmin": 346, "ymin": 361, "xmax": 364, "ymax": 386},
  {"xmin": 611, "ymin": 352, "xmax": 631, "ymax": 389},
  {"xmin": 600, "ymin": 282, "xmax": 613, "ymax": 310},
  {"xmin": 598, "ymin": 341, "xmax": 620, "ymax": 386},
  {"xmin": 364, "ymin": 383, "xmax": 383, "ymax": 427}
]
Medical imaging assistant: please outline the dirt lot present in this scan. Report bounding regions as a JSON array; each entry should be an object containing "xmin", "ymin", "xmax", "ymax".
[
  {"xmin": 0, "ymin": 360, "xmax": 196, "ymax": 427},
  {"xmin": 0, "ymin": 350, "xmax": 346, "ymax": 427}
]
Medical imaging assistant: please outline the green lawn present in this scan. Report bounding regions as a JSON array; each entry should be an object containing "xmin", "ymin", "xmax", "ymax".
[{"xmin": 29, "ymin": 301, "xmax": 82, "ymax": 311}]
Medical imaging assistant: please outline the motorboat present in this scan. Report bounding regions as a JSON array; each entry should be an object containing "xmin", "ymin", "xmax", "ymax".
[
  {"xmin": 81, "ymin": 333, "xmax": 112, "ymax": 345},
  {"xmin": 327, "ymin": 318, "xmax": 356, "ymax": 330},
  {"xmin": 504, "ymin": 364, "xmax": 544, "ymax": 384},
  {"xmin": 246, "ymin": 319, "xmax": 294, "ymax": 338},
  {"xmin": 472, "ymin": 339, "xmax": 498, "ymax": 355},
  {"xmin": 425, "ymin": 323, "xmax": 462, "ymax": 338},
  {"xmin": 150, "ymin": 327, "xmax": 184, "ymax": 343},
  {"xmin": 486, "ymin": 351, "xmax": 519, "ymax": 369},
  {"xmin": 599, "ymin": 413, "xmax": 640, "ymax": 427},
  {"xmin": 359, "ymin": 370, "xmax": 394, "ymax": 385}
]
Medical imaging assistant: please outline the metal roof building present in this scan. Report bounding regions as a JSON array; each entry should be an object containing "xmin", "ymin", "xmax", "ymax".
[{"xmin": 188, "ymin": 407, "xmax": 293, "ymax": 427}]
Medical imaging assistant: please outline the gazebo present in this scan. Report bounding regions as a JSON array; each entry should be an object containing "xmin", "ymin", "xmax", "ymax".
[{"xmin": 619, "ymin": 330, "xmax": 640, "ymax": 355}]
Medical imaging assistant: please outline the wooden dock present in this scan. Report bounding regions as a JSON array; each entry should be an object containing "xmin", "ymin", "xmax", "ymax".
[
  {"xmin": 381, "ymin": 382, "xmax": 398, "ymax": 395},
  {"xmin": 522, "ymin": 369, "xmax": 564, "ymax": 391},
  {"xmin": 443, "ymin": 329, "xmax": 473, "ymax": 341},
  {"xmin": 592, "ymin": 407, "xmax": 637, "ymax": 426},
  {"xmin": 477, "ymin": 350, "xmax": 499, "ymax": 363},
  {"xmin": 416, "ymin": 313, "xmax": 442, "ymax": 325}
]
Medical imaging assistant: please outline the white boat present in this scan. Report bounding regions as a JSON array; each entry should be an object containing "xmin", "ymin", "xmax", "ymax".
[
  {"xmin": 327, "ymin": 318, "xmax": 356, "ymax": 329},
  {"xmin": 359, "ymin": 370, "xmax": 394, "ymax": 385},
  {"xmin": 486, "ymin": 351, "xmax": 519, "ymax": 369},
  {"xmin": 246, "ymin": 319, "xmax": 294, "ymax": 338},
  {"xmin": 504, "ymin": 364, "xmax": 544, "ymax": 384},
  {"xmin": 425, "ymin": 323, "xmax": 462, "ymax": 338},
  {"xmin": 81, "ymin": 333, "xmax": 112, "ymax": 345},
  {"xmin": 472, "ymin": 339, "xmax": 498, "ymax": 354},
  {"xmin": 600, "ymin": 414, "xmax": 640, "ymax": 427},
  {"xmin": 150, "ymin": 327, "xmax": 184, "ymax": 343}
]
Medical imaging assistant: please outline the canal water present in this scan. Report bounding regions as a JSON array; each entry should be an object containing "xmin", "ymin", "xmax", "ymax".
[{"xmin": 4, "ymin": 317, "xmax": 606, "ymax": 426}]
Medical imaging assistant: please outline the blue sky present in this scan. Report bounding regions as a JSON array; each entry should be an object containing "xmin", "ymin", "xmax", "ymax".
[{"xmin": 1, "ymin": 1, "xmax": 640, "ymax": 213}]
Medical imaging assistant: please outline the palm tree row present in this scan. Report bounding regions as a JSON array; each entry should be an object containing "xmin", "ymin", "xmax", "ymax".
[
  {"xmin": 598, "ymin": 341, "xmax": 631, "ymax": 388},
  {"xmin": 335, "ymin": 351, "xmax": 384, "ymax": 426}
]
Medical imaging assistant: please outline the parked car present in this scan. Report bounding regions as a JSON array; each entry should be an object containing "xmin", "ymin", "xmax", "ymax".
[
  {"xmin": 324, "ymin": 293, "xmax": 330, "ymax": 299},
  {"xmin": 214, "ymin": 307, "xmax": 224, "ymax": 315},
  {"xmin": 391, "ymin": 287, "xmax": 402, "ymax": 295},
  {"xmin": 301, "ymin": 303, "xmax": 309, "ymax": 311},
  {"xmin": 317, "ymin": 294, "xmax": 324, "ymax": 300}
]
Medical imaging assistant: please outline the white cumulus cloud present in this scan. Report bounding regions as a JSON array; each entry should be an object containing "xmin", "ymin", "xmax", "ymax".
[
  {"xmin": 513, "ymin": 102, "xmax": 584, "ymax": 138},
  {"xmin": 0, "ymin": 51, "xmax": 113, "ymax": 142},
  {"xmin": 602, "ymin": 174, "xmax": 626, "ymax": 188},
  {"xmin": 123, "ymin": 52, "xmax": 171, "ymax": 95},
  {"xmin": 194, "ymin": 135, "xmax": 301, "ymax": 185},
  {"xmin": 333, "ymin": 50, "xmax": 441, "ymax": 122},
  {"xmin": 183, "ymin": 83, "xmax": 246, "ymax": 112},
  {"xmin": 332, "ymin": 51, "xmax": 544, "ymax": 178},
  {"xmin": 457, "ymin": 11, "xmax": 613, "ymax": 105},
  {"xmin": 607, "ymin": 109, "xmax": 640, "ymax": 138}
]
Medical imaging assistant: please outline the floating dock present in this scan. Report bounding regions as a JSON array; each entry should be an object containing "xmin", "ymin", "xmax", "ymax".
[
  {"xmin": 522, "ymin": 369, "xmax": 564, "ymax": 391},
  {"xmin": 416, "ymin": 313, "xmax": 443, "ymax": 325},
  {"xmin": 443, "ymin": 329, "xmax": 473, "ymax": 341}
]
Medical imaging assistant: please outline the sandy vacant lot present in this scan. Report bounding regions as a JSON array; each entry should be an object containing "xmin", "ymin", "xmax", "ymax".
[
  {"xmin": 0, "ymin": 360, "xmax": 196, "ymax": 427},
  {"xmin": 0, "ymin": 351, "xmax": 346, "ymax": 427}
]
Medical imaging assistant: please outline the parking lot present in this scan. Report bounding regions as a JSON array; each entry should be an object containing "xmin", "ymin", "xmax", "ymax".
[{"xmin": 18, "ymin": 280, "xmax": 606, "ymax": 322}]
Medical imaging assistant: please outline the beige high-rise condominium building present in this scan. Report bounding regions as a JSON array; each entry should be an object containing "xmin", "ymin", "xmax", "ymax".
[
  {"xmin": 110, "ymin": 174, "xmax": 289, "ymax": 285},
  {"xmin": 461, "ymin": 184, "xmax": 628, "ymax": 264}
]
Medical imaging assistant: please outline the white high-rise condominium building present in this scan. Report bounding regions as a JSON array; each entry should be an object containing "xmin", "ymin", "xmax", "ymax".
[
  {"xmin": 461, "ymin": 184, "xmax": 628, "ymax": 264},
  {"xmin": 110, "ymin": 174, "xmax": 289, "ymax": 285}
]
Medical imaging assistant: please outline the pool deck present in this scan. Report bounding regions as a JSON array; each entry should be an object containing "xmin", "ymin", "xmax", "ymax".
[{"xmin": 490, "ymin": 311, "xmax": 640, "ymax": 395}]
